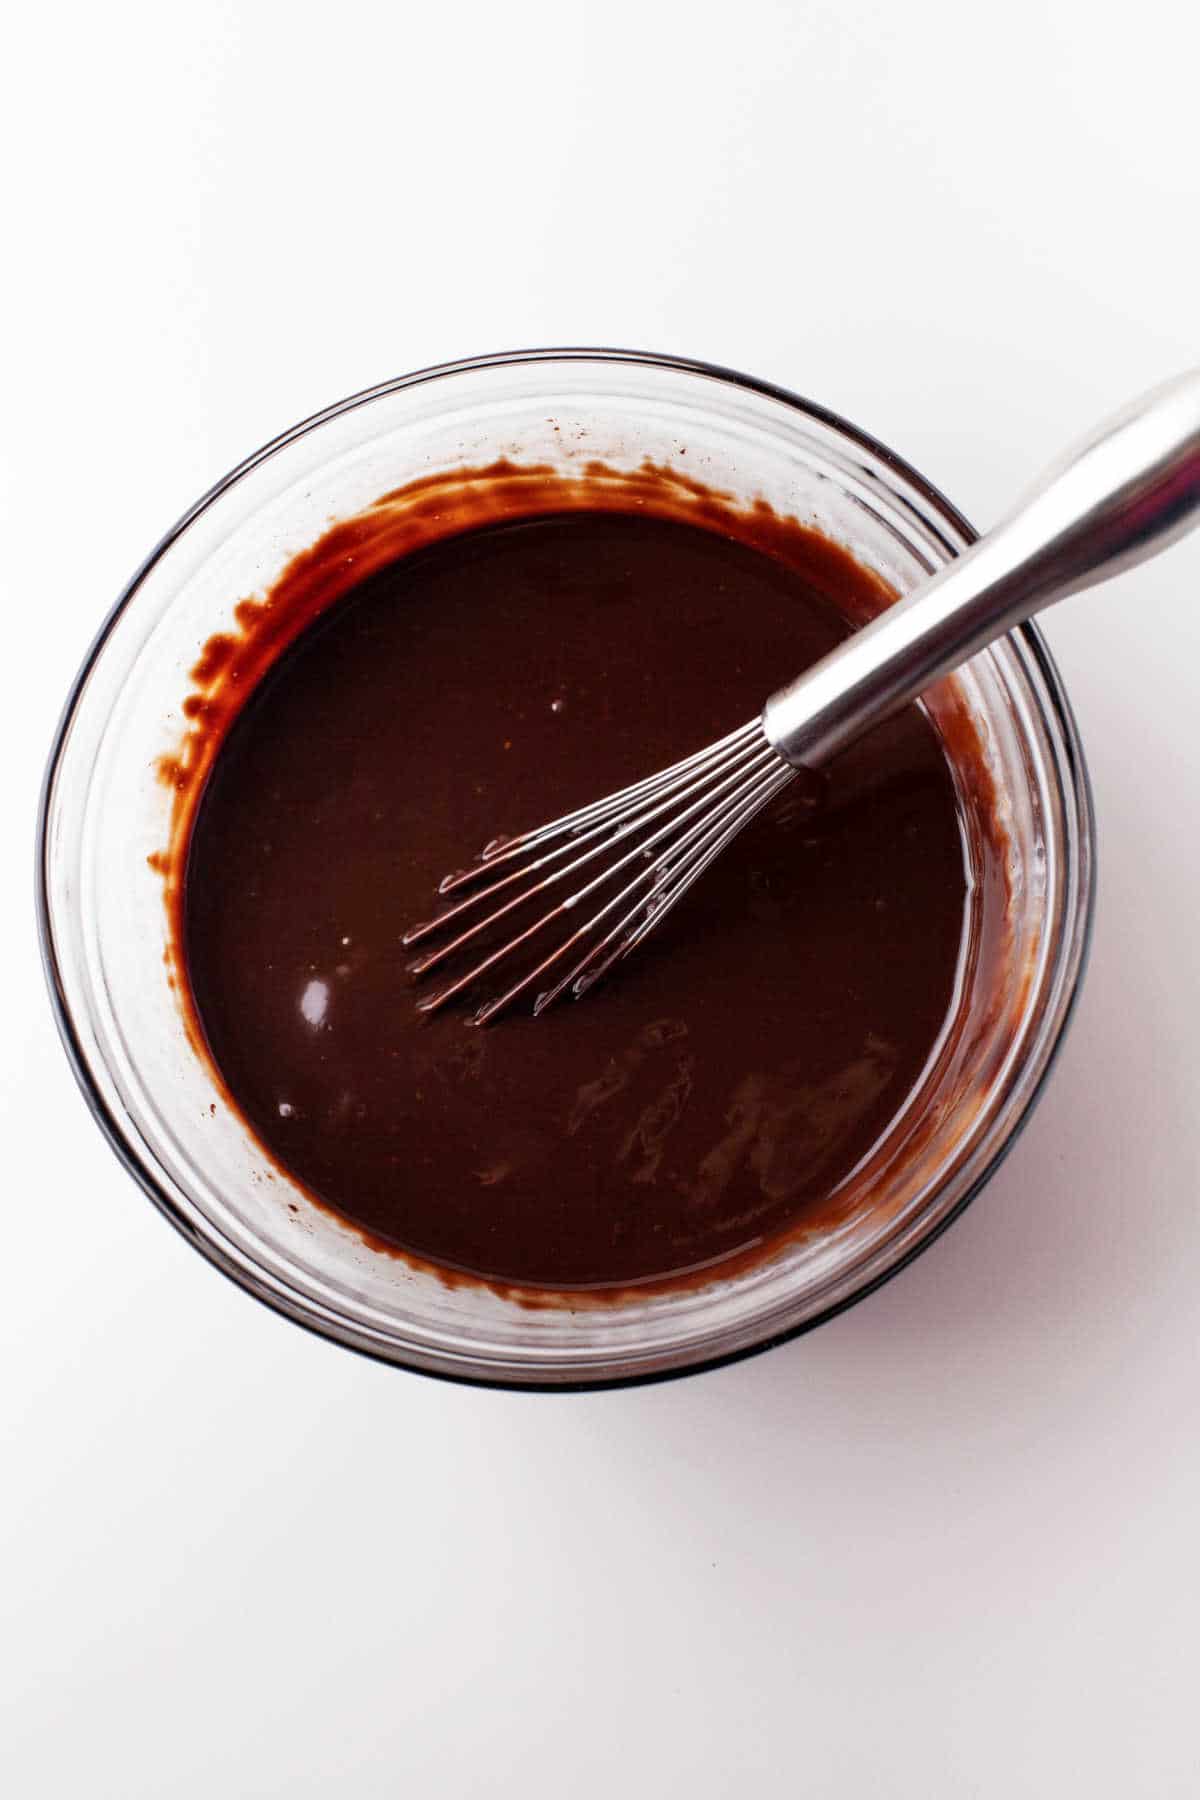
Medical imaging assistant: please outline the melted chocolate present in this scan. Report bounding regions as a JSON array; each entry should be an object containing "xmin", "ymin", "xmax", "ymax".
[{"xmin": 181, "ymin": 505, "xmax": 969, "ymax": 1290}]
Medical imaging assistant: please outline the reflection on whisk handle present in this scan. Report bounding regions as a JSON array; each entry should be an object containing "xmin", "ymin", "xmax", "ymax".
[{"xmin": 763, "ymin": 368, "xmax": 1200, "ymax": 770}]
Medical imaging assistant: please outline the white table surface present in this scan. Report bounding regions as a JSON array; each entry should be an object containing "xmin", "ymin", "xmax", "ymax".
[{"xmin": 4, "ymin": 4, "xmax": 1198, "ymax": 1794}]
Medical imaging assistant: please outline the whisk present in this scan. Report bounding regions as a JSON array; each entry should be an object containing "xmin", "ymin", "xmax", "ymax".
[{"xmin": 406, "ymin": 371, "xmax": 1200, "ymax": 1024}]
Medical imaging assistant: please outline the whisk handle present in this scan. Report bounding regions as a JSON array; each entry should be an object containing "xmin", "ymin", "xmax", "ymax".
[{"xmin": 763, "ymin": 368, "xmax": 1200, "ymax": 768}]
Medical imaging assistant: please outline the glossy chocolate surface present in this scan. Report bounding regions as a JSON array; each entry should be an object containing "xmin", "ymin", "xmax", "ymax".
[{"xmin": 180, "ymin": 503, "xmax": 968, "ymax": 1288}]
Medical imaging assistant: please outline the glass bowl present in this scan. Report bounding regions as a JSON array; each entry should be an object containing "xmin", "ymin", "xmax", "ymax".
[{"xmin": 37, "ymin": 349, "xmax": 1094, "ymax": 1388}]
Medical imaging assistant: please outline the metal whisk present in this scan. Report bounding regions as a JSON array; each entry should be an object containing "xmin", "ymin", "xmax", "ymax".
[{"xmin": 406, "ymin": 372, "xmax": 1200, "ymax": 1024}]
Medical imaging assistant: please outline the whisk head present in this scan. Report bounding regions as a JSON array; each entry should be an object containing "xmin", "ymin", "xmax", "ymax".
[{"xmin": 404, "ymin": 718, "xmax": 794, "ymax": 1024}]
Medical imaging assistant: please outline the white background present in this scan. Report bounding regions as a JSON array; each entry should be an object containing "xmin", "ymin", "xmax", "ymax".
[{"xmin": 3, "ymin": 3, "xmax": 1198, "ymax": 1793}]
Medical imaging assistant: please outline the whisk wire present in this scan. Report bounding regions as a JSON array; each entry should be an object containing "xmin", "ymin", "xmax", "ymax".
[
  {"xmin": 460, "ymin": 718, "xmax": 763, "ymax": 875},
  {"xmin": 531, "ymin": 758, "xmax": 795, "ymax": 1016},
  {"xmin": 404, "ymin": 723, "xmax": 767, "ymax": 980},
  {"xmin": 407, "ymin": 717, "xmax": 792, "ymax": 1022}
]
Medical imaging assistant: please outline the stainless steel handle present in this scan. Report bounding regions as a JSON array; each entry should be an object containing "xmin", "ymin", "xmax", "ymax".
[{"xmin": 762, "ymin": 370, "xmax": 1200, "ymax": 768}]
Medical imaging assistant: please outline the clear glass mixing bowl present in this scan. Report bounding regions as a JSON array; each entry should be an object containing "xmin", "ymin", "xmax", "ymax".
[{"xmin": 38, "ymin": 349, "xmax": 1094, "ymax": 1387}]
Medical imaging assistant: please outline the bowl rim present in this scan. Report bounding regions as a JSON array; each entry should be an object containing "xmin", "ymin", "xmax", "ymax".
[{"xmin": 36, "ymin": 345, "xmax": 1097, "ymax": 1392}]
